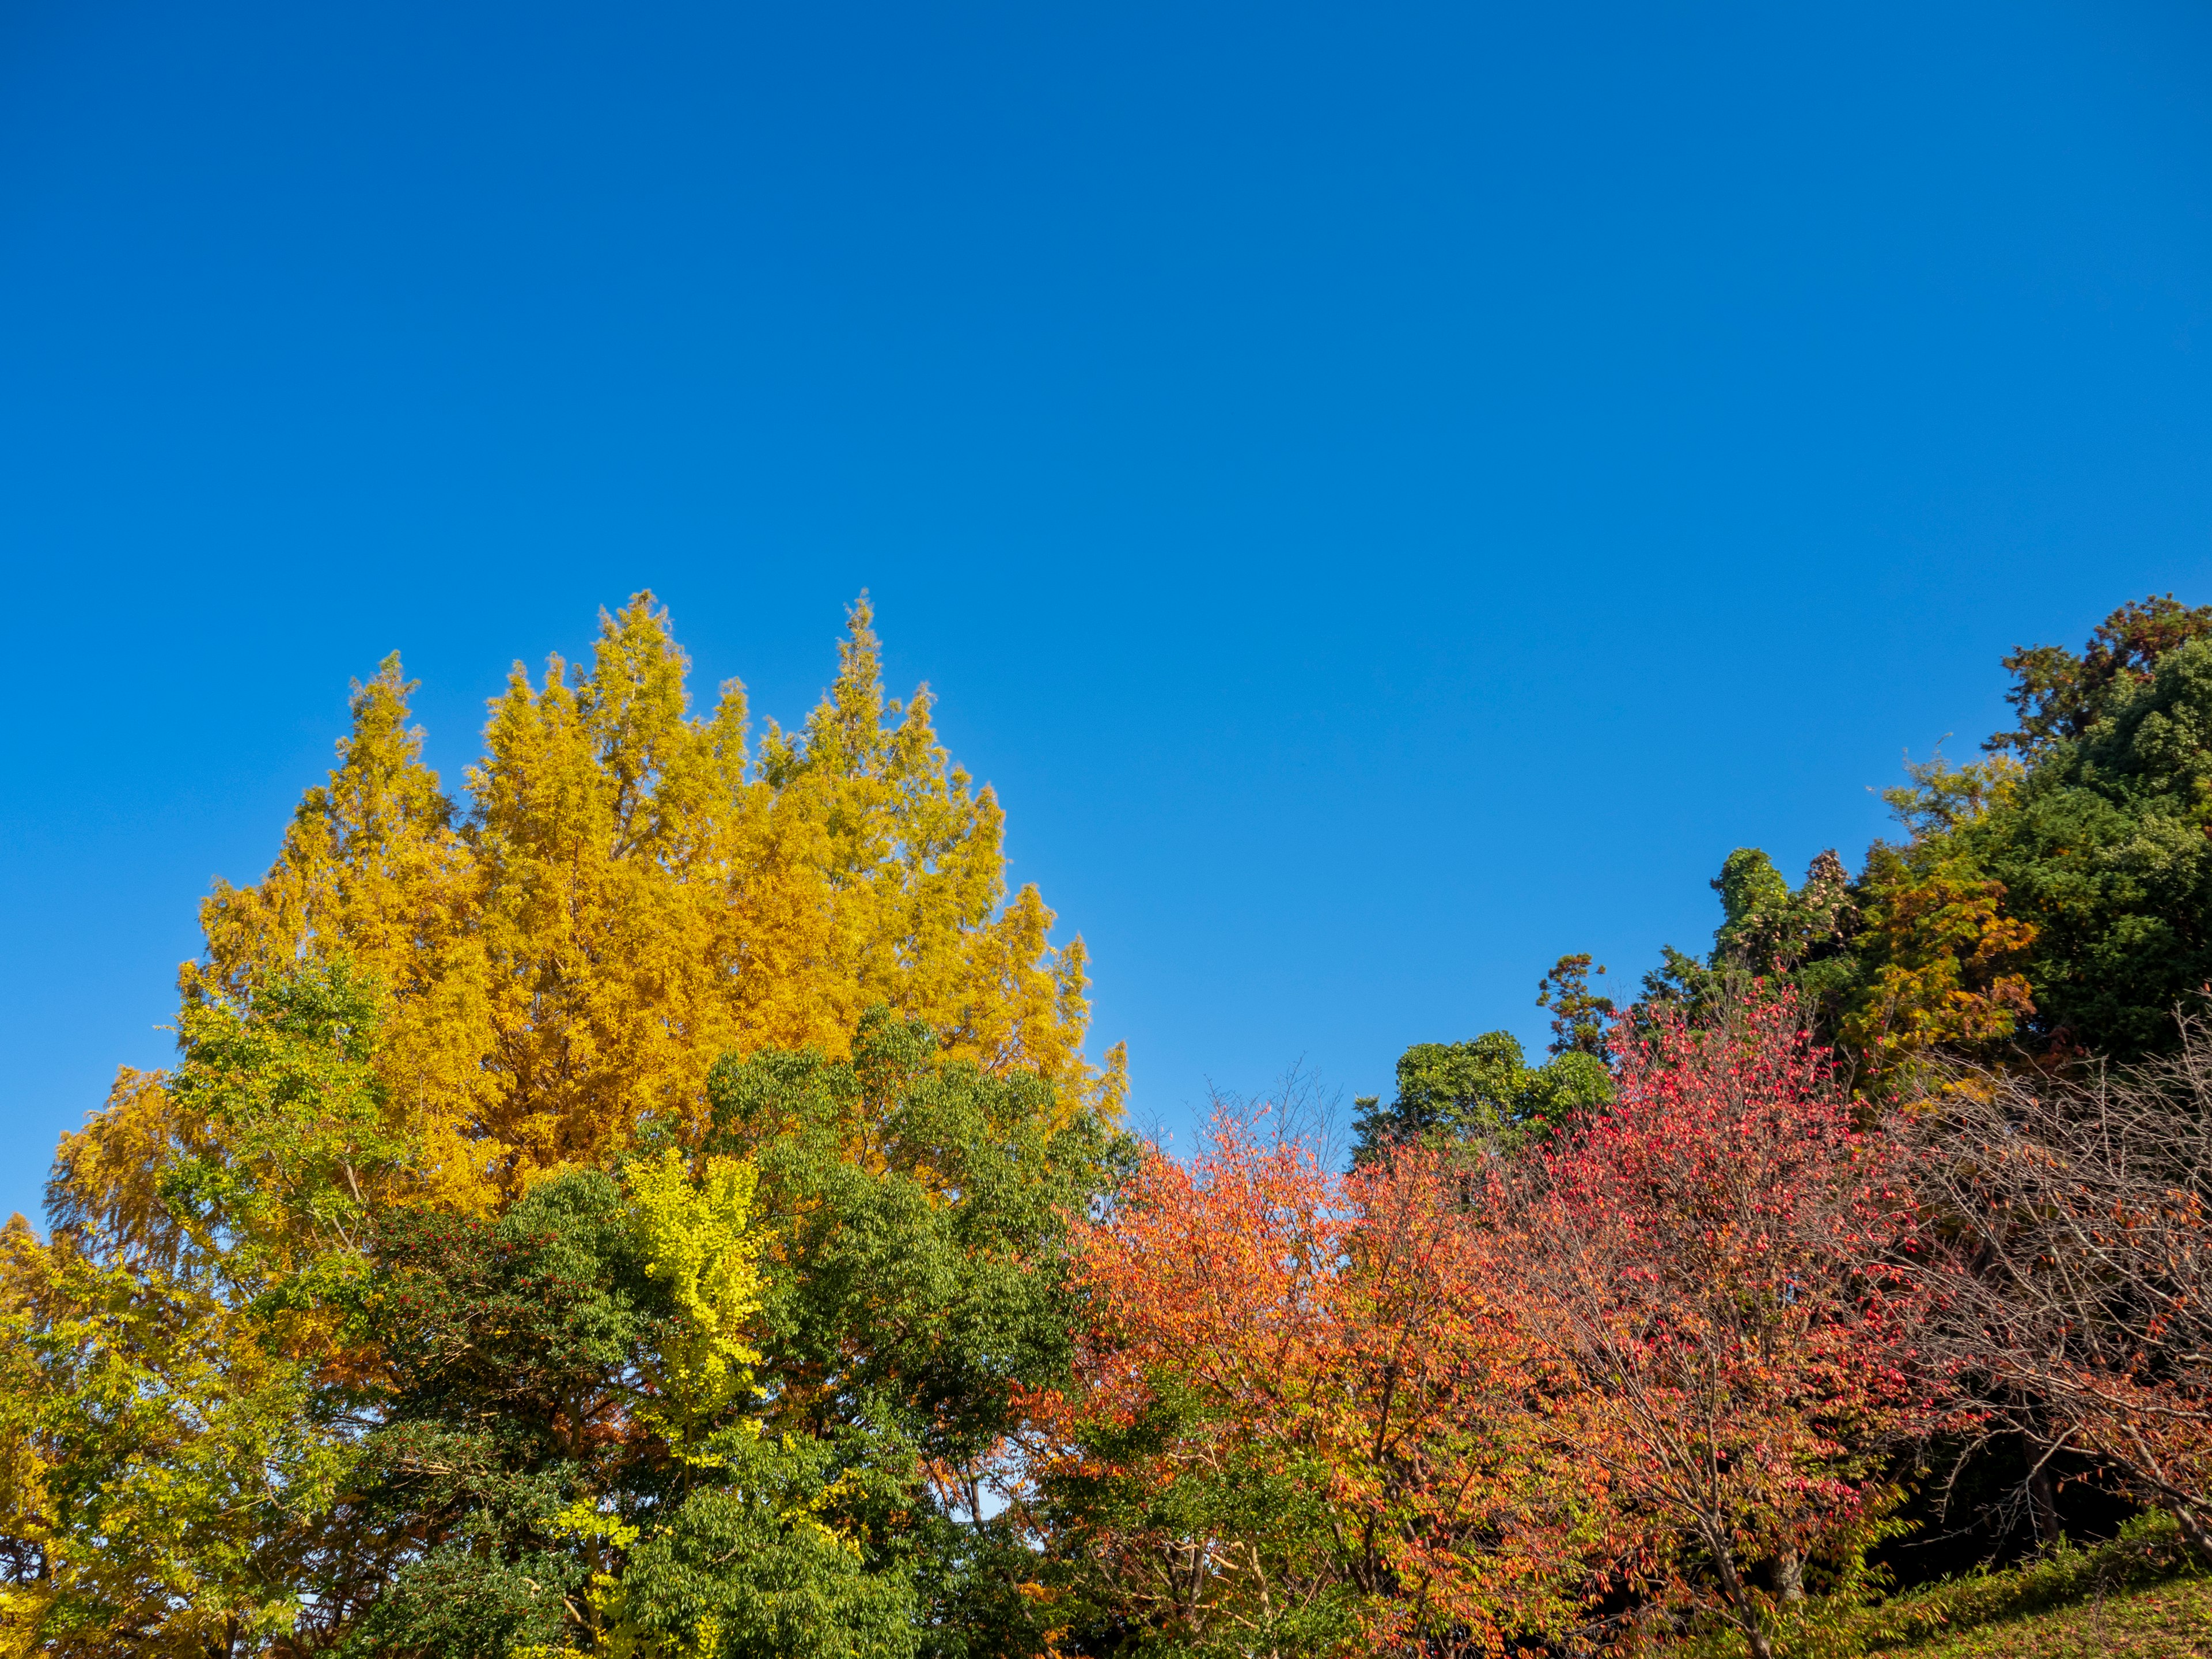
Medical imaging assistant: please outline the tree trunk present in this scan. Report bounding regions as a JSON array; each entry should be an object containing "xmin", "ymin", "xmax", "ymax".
[
  {"xmin": 1777, "ymin": 1550, "xmax": 1805, "ymax": 1604},
  {"xmin": 2175, "ymin": 1502, "xmax": 2212, "ymax": 1571},
  {"xmin": 1709, "ymin": 1541, "xmax": 1775, "ymax": 1659},
  {"xmin": 2029, "ymin": 1459, "xmax": 2061, "ymax": 1552}
]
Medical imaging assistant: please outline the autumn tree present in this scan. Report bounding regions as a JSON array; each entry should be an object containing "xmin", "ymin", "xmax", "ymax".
[
  {"xmin": 1904, "ymin": 1024, "xmax": 2212, "ymax": 1566},
  {"xmin": 1035, "ymin": 1112, "xmax": 1597, "ymax": 1657},
  {"xmin": 157, "ymin": 590, "xmax": 1115, "ymax": 1207},
  {"xmin": 7, "ymin": 596, "xmax": 1124, "ymax": 1656},
  {"xmin": 1494, "ymin": 990, "xmax": 1934, "ymax": 1659}
]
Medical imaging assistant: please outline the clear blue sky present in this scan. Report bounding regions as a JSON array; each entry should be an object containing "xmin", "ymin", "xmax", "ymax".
[{"xmin": 3, "ymin": 0, "xmax": 2209, "ymax": 1218}]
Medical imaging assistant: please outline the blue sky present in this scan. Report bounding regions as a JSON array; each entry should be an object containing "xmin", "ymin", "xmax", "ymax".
[{"xmin": 2, "ymin": 0, "xmax": 2209, "ymax": 1218}]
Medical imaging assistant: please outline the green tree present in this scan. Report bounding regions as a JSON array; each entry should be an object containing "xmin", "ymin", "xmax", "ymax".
[
  {"xmin": 1911, "ymin": 633, "xmax": 2212, "ymax": 1061},
  {"xmin": 2, "ymin": 961, "xmax": 395, "ymax": 1657},
  {"xmin": 299, "ymin": 1162, "xmax": 880, "ymax": 1659},
  {"xmin": 1535, "ymin": 952, "xmax": 1614, "ymax": 1058},
  {"xmin": 293, "ymin": 1009, "xmax": 1124, "ymax": 1658},
  {"xmin": 701, "ymin": 1009, "xmax": 1130, "ymax": 1659},
  {"xmin": 1987, "ymin": 592, "xmax": 2212, "ymax": 761},
  {"xmin": 1643, "ymin": 596, "xmax": 2212, "ymax": 1084},
  {"xmin": 0, "ymin": 1226, "xmax": 347, "ymax": 1658},
  {"xmin": 1351, "ymin": 1028, "xmax": 1611, "ymax": 1165},
  {"xmin": 1640, "ymin": 850, "xmax": 1862, "ymax": 1033}
]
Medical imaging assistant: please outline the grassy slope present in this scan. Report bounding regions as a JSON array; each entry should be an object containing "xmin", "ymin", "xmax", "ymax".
[
  {"xmin": 1716, "ymin": 1517, "xmax": 2212, "ymax": 1658},
  {"xmin": 1874, "ymin": 1575, "xmax": 2212, "ymax": 1657}
]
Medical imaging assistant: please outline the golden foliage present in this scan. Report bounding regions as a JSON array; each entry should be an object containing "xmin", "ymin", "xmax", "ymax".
[
  {"xmin": 623, "ymin": 1149, "xmax": 767, "ymax": 1426},
  {"xmin": 183, "ymin": 593, "xmax": 1109, "ymax": 1209},
  {"xmin": 1846, "ymin": 861, "xmax": 2036, "ymax": 1059},
  {"xmin": 1843, "ymin": 755, "xmax": 2039, "ymax": 1093}
]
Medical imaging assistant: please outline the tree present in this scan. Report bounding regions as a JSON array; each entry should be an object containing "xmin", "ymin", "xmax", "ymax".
[
  {"xmin": 1971, "ymin": 635, "xmax": 2212, "ymax": 1060},
  {"xmin": 1351, "ymin": 1027, "xmax": 1611, "ymax": 1166},
  {"xmin": 1987, "ymin": 593, "xmax": 2212, "ymax": 761},
  {"xmin": 1537, "ymin": 953, "xmax": 1615, "ymax": 1059},
  {"xmin": 1494, "ymin": 990, "xmax": 1934, "ymax": 1659},
  {"xmin": 1904, "ymin": 1022, "xmax": 2212, "ymax": 1566},
  {"xmin": 48, "ymin": 960, "xmax": 412, "ymax": 1325},
  {"xmin": 291, "ymin": 1154, "xmax": 906, "ymax": 1659},
  {"xmin": 0, "ymin": 1225, "xmax": 346, "ymax": 1658},
  {"xmin": 1643, "ymin": 596, "xmax": 2212, "ymax": 1078},
  {"xmin": 1033, "ymin": 1113, "xmax": 1596, "ymax": 1657},
  {"xmin": 702, "ymin": 1009, "xmax": 1127, "ymax": 1659},
  {"xmin": 0, "ymin": 961, "xmax": 396, "ymax": 1658},
  {"xmin": 281, "ymin": 1008, "xmax": 1122, "ymax": 1658},
  {"xmin": 1840, "ymin": 797, "xmax": 2037, "ymax": 1094},
  {"xmin": 1840, "ymin": 624, "xmax": 2212, "ymax": 1069},
  {"xmin": 20, "ymin": 597, "xmax": 1124, "ymax": 1654},
  {"xmin": 184, "ymin": 593, "xmax": 1116, "ymax": 1207},
  {"xmin": 1639, "ymin": 851, "xmax": 1863, "ymax": 1049}
]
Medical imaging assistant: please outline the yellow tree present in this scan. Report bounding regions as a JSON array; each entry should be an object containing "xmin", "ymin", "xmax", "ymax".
[
  {"xmin": 17, "ymin": 593, "xmax": 1117, "ymax": 1656},
  {"xmin": 90, "ymin": 592, "xmax": 1112, "ymax": 1214},
  {"xmin": 1840, "ymin": 754, "xmax": 2037, "ymax": 1095}
]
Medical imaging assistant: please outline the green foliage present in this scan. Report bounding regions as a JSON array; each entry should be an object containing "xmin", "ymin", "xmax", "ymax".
[
  {"xmin": 309, "ymin": 1161, "xmax": 918, "ymax": 1659},
  {"xmin": 1035, "ymin": 1372, "xmax": 1363, "ymax": 1657},
  {"xmin": 1940, "ymin": 637, "xmax": 2212, "ymax": 1060},
  {"xmin": 1518, "ymin": 1047, "xmax": 1615, "ymax": 1127},
  {"xmin": 293, "ymin": 1005, "xmax": 1125, "ymax": 1657},
  {"xmin": 1806, "ymin": 623, "xmax": 2212, "ymax": 1071},
  {"xmin": 0, "ymin": 1227, "xmax": 350, "ymax": 1655},
  {"xmin": 1770, "ymin": 1511, "xmax": 2208, "ymax": 1657},
  {"xmin": 0, "ymin": 962, "xmax": 397, "ymax": 1656},
  {"xmin": 607, "ymin": 1449, "xmax": 921, "ymax": 1659},
  {"xmin": 1988, "ymin": 593, "xmax": 2212, "ymax": 762},
  {"xmin": 43, "ymin": 956, "xmax": 408, "ymax": 1305},
  {"xmin": 704, "ymin": 1007, "xmax": 1133, "ymax": 1658},
  {"xmin": 1351, "ymin": 1027, "xmax": 1612, "ymax": 1163},
  {"xmin": 1537, "ymin": 952, "xmax": 1616, "ymax": 1057},
  {"xmin": 1642, "ymin": 850, "xmax": 1863, "ymax": 1041},
  {"xmin": 1817, "ymin": 600, "xmax": 2212, "ymax": 1073},
  {"xmin": 164, "ymin": 959, "xmax": 410, "ymax": 1304}
]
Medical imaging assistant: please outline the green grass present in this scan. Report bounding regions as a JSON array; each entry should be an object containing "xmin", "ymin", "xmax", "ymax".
[
  {"xmin": 1871, "ymin": 1574, "xmax": 2212, "ymax": 1657},
  {"xmin": 1715, "ymin": 1513, "xmax": 2212, "ymax": 1658},
  {"xmin": 1832, "ymin": 1513, "xmax": 2210, "ymax": 1658}
]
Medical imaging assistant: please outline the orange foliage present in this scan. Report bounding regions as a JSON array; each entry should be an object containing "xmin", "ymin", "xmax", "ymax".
[{"xmin": 1032, "ymin": 1116, "xmax": 1596, "ymax": 1655}]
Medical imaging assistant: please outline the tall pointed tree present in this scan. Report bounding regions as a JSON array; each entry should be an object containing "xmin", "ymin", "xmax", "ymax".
[{"xmin": 127, "ymin": 592, "xmax": 1115, "ymax": 1206}]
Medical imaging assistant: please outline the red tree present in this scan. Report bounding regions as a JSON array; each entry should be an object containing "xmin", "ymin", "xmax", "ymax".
[{"xmin": 1495, "ymin": 990, "xmax": 1936, "ymax": 1659}]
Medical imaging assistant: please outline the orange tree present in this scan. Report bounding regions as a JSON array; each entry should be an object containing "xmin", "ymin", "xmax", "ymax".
[{"xmin": 1026, "ymin": 1113, "xmax": 1599, "ymax": 1657}]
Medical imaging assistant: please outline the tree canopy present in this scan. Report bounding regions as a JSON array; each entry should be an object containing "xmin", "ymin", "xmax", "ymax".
[{"xmin": 12, "ymin": 590, "xmax": 2212, "ymax": 1658}]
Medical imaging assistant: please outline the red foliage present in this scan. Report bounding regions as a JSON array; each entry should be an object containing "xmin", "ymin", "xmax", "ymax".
[
  {"xmin": 1034, "ymin": 990, "xmax": 1937, "ymax": 1659},
  {"xmin": 1494, "ymin": 990, "xmax": 1936, "ymax": 1658}
]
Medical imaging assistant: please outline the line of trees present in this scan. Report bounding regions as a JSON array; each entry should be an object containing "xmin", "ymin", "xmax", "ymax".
[{"xmin": 1, "ymin": 595, "xmax": 2207, "ymax": 1656}]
